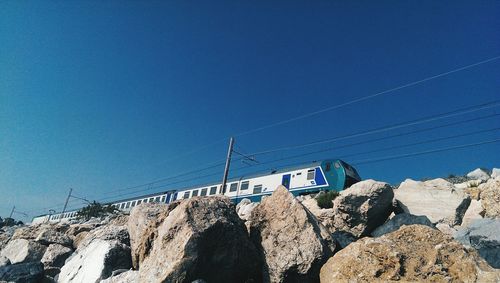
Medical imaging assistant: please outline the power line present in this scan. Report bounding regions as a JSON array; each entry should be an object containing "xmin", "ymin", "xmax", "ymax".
[
  {"xmin": 237, "ymin": 100, "xmax": 500, "ymax": 157},
  {"xmin": 233, "ymin": 55, "xmax": 500, "ymax": 137},
  {"xmin": 352, "ymin": 138, "xmax": 500, "ymax": 165}
]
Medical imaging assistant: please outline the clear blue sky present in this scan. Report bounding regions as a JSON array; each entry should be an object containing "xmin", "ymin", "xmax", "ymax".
[{"xmin": 1, "ymin": 1, "xmax": 499, "ymax": 220}]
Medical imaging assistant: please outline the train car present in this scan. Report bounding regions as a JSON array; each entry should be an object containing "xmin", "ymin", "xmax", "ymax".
[
  {"xmin": 172, "ymin": 159, "xmax": 360, "ymax": 203},
  {"xmin": 31, "ymin": 159, "xmax": 360, "ymax": 224}
]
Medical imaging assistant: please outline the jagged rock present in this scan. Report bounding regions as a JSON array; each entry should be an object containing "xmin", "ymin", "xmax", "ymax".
[
  {"xmin": 127, "ymin": 202, "xmax": 171, "ymax": 269},
  {"xmin": 58, "ymin": 224, "xmax": 132, "ymax": 283},
  {"xmin": 492, "ymin": 168, "xmax": 500, "ymax": 179},
  {"xmin": 320, "ymin": 225, "xmax": 500, "ymax": 282},
  {"xmin": 435, "ymin": 223, "xmax": 457, "ymax": 237},
  {"xmin": 455, "ymin": 179, "xmax": 484, "ymax": 200},
  {"xmin": 480, "ymin": 177, "xmax": 500, "ymax": 218},
  {"xmin": 394, "ymin": 178, "xmax": 471, "ymax": 225},
  {"xmin": 0, "ymin": 256, "xmax": 10, "ymax": 267},
  {"xmin": 35, "ymin": 228, "xmax": 73, "ymax": 247},
  {"xmin": 461, "ymin": 199, "xmax": 485, "ymax": 227},
  {"xmin": 137, "ymin": 196, "xmax": 261, "ymax": 283},
  {"xmin": 467, "ymin": 168, "xmax": 490, "ymax": 181},
  {"xmin": 371, "ymin": 213, "xmax": 434, "ymax": 237},
  {"xmin": 0, "ymin": 239, "xmax": 46, "ymax": 264},
  {"xmin": 455, "ymin": 218, "xmax": 500, "ymax": 268},
  {"xmin": 301, "ymin": 198, "xmax": 335, "ymax": 232},
  {"xmin": 41, "ymin": 244, "xmax": 73, "ymax": 269},
  {"xmin": 0, "ymin": 230, "xmax": 13, "ymax": 251},
  {"xmin": 249, "ymin": 186, "xmax": 334, "ymax": 283},
  {"xmin": 0, "ymin": 262, "xmax": 44, "ymax": 283},
  {"xmin": 330, "ymin": 180, "xmax": 394, "ymax": 237},
  {"xmin": 99, "ymin": 270, "xmax": 138, "ymax": 283},
  {"xmin": 72, "ymin": 231, "xmax": 90, "ymax": 249},
  {"xmin": 236, "ymin": 198, "xmax": 259, "ymax": 221}
]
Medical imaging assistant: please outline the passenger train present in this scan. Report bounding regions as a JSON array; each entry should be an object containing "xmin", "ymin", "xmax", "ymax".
[{"xmin": 31, "ymin": 159, "xmax": 361, "ymax": 224}]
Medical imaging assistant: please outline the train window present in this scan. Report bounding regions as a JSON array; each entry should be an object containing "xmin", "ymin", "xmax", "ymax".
[
  {"xmin": 137, "ymin": 200, "xmax": 142, "ymax": 205},
  {"xmin": 183, "ymin": 191, "xmax": 190, "ymax": 199},
  {"xmin": 325, "ymin": 162, "xmax": 331, "ymax": 172},
  {"xmin": 148, "ymin": 198, "xmax": 153, "ymax": 203},
  {"xmin": 307, "ymin": 169, "xmax": 315, "ymax": 180},
  {"xmin": 297, "ymin": 172, "xmax": 302, "ymax": 175},
  {"xmin": 229, "ymin": 183, "xmax": 238, "ymax": 192},
  {"xmin": 253, "ymin": 185, "xmax": 262, "ymax": 194},
  {"xmin": 240, "ymin": 181, "xmax": 249, "ymax": 190},
  {"xmin": 210, "ymin": 186, "xmax": 217, "ymax": 195},
  {"xmin": 120, "ymin": 203, "xmax": 125, "ymax": 209},
  {"xmin": 125, "ymin": 202, "xmax": 131, "ymax": 209},
  {"xmin": 334, "ymin": 162, "xmax": 341, "ymax": 169},
  {"xmin": 155, "ymin": 196, "xmax": 161, "ymax": 202},
  {"xmin": 220, "ymin": 185, "xmax": 227, "ymax": 194},
  {"xmin": 201, "ymin": 188, "xmax": 207, "ymax": 196},
  {"xmin": 161, "ymin": 196, "xmax": 166, "ymax": 202},
  {"xmin": 192, "ymin": 190, "xmax": 199, "ymax": 197},
  {"xmin": 131, "ymin": 201, "xmax": 136, "ymax": 207}
]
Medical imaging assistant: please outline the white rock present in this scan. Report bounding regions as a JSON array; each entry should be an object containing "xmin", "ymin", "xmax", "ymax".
[
  {"xmin": 236, "ymin": 200, "xmax": 259, "ymax": 221},
  {"xmin": 480, "ymin": 177, "xmax": 500, "ymax": 218},
  {"xmin": 435, "ymin": 223, "xmax": 457, "ymax": 237},
  {"xmin": 394, "ymin": 178, "xmax": 471, "ymax": 225},
  {"xmin": 461, "ymin": 200, "xmax": 485, "ymax": 228},
  {"xmin": 99, "ymin": 270, "xmax": 138, "ymax": 283},
  {"xmin": 454, "ymin": 179, "xmax": 484, "ymax": 189},
  {"xmin": 491, "ymin": 168, "xmax": 500, "ymax": 179},
  {"xmin": 467, "ymin": 168, "xmax": 490, "ymax": 181},
  {"xmin": 0, "ymin": 255, "xmax": 10, "ymax": 267},
  {"xmin": 41, "ymin": 243, "xmax": 73, "ymax": 268},
  {"xmin": 0, "ymin": 239, "xmax": 46, "ymax": 264}
]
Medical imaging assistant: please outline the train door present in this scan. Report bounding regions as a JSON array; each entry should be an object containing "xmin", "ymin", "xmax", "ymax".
[{"xmin": 281, "ymin": 174, "xmax": 291, "ymax": 189}]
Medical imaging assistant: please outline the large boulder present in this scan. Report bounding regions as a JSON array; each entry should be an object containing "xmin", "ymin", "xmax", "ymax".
[
  {"xmin": 0, "ymin": 239, "xmax": 46, "ymax": 264},
  {"xmin": 41, "ymin": 244, "xmax": 73, "ymax": 271},
  {"xmin": 249, "ymin": 186, "xmax": 334, "ymax": 283},
  {"xmin": 394, "ymin": 178, "xmax": 471, "ymax": 225},
  {"xmin": 0, "ymin": 262, "xmax": 44, "ymax": 283},
  {"xmin": 58, "ymin": 225, "xmax": 132, "ymax": 283},
  {"xmin": 300, "ymin": 198, "xmax": 335, "ymax": 232},
  {"xmin": 455, "ymin": 218, "xmax": 500, "ymax": 268},
  {"xmin": 461, "ymin": 199, "xmax": 485, "ymax": 227},
  {"xmin": 371, "ymin": 213, "xmax": 434, "ymax": 237},
  {"xmin": 480, "ymin": 177, "xmax": 500, "ymax": 218},
  {"xmin": 330, "ymin": 180, "xmax": 394, "ymax": 238},
  {"xmin": 138, "ymin": 196, "xmax": 261, "ymax": 283},
  {"xmin": 100, "ymin": 270, "xmax": 138, "ymax": 283},
  {"xmin": 467, "ymin": 168, "xmax": 490, "ymax": 181},
  {"xmin": 320, "ymin": 225, "xmax": 500, "ymax": 282},
  {"xmin": 127, "ymin": 202, "xmax": 172, "ymax": 269},
  {"xmin": 35, "ymin": 228, "xmax": 73, "ymax": 247}
]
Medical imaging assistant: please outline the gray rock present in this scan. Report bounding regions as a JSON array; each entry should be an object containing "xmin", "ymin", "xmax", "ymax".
[
  {"xmin": 249, "ymin": 186, "xmax": 334, "ymax": 283},
  {"xmin": 0, "ymin": 239, "xmax": 46, "ymax": 264},
  {"xmin": 394, "ymin": 178, "xmax": 471, "ymax": 225},
  {"xmin": 371, "ymin": 213, "xmax": 434, "ymax": 237},
  {"xmin": 480, "ymin": 177, "xmax": 500, "ymax": 218},
  {"xmin": 41, "ymin": 243, "xmax": 73, "ymax": 268},
  {"xmin": 455, "ymin": 218, "xmax": 500, "ymax": 268},
  {"xmin": 461, "ymin": 199, "xmax": 485, "ymax": 227},
  {"xmin": 99, "ymin": 270, "xmax": 138, "ymax": 283},
  {"xmin": 0, "ymin": 256, "xmax": 10, "ymax": 267},
  {"xmin": 35, "ymin": 228, "xmax": 73, "ymax": 247},
  {"xmin": 0, "ymin": 262, "xmax": 44, "ymax": 283},
  {"xmin": 137, "ymin": 196, "xmax": 261, "ymax": 283},
  {"xmin": 331, "ymin": 179, "xmax": 394, "ymax": 237},
  {"xmin": 467, "ymin": 168, "xmax": 490, "ymax": 181}
]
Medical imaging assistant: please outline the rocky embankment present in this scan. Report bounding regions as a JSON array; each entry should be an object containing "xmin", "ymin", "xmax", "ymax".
[{"xmin": 1, "ymin": 168, "xmax": 499, "ymax": 283}]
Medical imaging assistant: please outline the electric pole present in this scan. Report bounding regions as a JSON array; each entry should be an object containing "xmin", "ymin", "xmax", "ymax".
[
  {"xmin": 9, "ymin": 206, "xmax": 15, "ymax": 218},
  {"xmin": 61, "ymin": 188, "xmax": 73, "ymax": 219},
  {"xmin": 221, "ymin": 137, "xmax": 234, "ymax": 195}
]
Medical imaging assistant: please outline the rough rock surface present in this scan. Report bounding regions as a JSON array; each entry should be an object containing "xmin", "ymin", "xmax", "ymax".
[
  {"xmin": 41, "ymin": 243, "xmax": 73, "ymax": 268},
  {"xmin": 320, "ymin": 225, "xmax": 500, "ymax": 282},
  {"xmin": 127, "ymin": 202, "xmax": 171, "ymax": 269},
  {"xmin": 138, "ymin": 196, "xmax": 261, "ymax": 283},
  {"xmin": 35, "ymin": 228, "xmax": 73, "ymax": 247},
  {"xmin": 0, "ymin": 262, "xmax": 44, "ymax": 283},
  {"xmin": 0, "ymin": 239, "xmax": 46, "ymax": 264},
  {"xmin": 492, "ymin": 168, "xmax": 500, "ymax": 179},
  {"xmin": 371, "ymin": 213, "xmax": 434, "ymax": 237},
  {"xmin": 480, "ymin": 177, "xmax": 500, "ymax": 218},
  {"xmin": 249, "ymin": 186, "xmax": 334, "ymax": 283},
  {"xmin": 467, "ymin": 168, "xmax": 490, "ymax": 181},
  {"xmin": 461, "ymin": 199, "xmax": 485, "ymax": 227},
  {"xmin": 301, "ymin": 198, "xmax": 335, "ymax": 232},
  {"xmin": 58, "ymin": 225, "xmax": 132, "ymax": 283},
  {"xmin": 100, "ymin": 270, "xmax": 138, "ymax": 283},
  {"xmin": 455, "ymin": 218, "xmax": 500, "ymax": 268},
  {"xmin": 394, "ymin": 178, "xmax": 471, "ymax": 225},
  {"xmin": 0, "ymin": 255, "xmax": 10, "ymax": 267},
  {"xmin": 330, "ymin": 180, "xmax": 394, "ymax": 237},
  {"xmin": 236, "ymin": 198, "xmax": 259, "ymax": 221},
  {"xmin": 435, "ymin": 223, "xmax": 457, "ymax": 237}
]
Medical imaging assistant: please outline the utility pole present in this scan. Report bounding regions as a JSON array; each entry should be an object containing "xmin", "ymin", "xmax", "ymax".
[
  {"xmin": 61, "ymin": 188, "xmax": 73, "ymax": 219},
  {"xmin": 220, "ymin": 137, "xmax": 234, "ymax": 195},
  {"xmin": 9, "ymin": 206, "xmax": 15, "ymax": 218}
]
